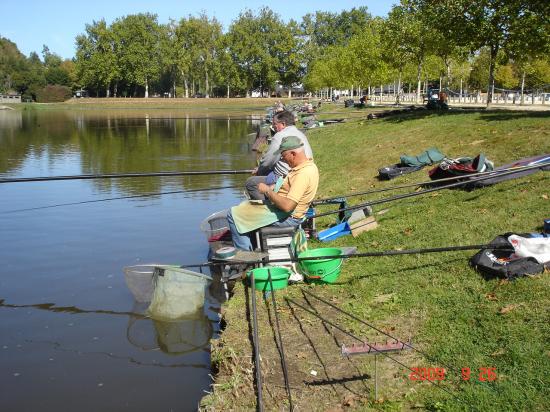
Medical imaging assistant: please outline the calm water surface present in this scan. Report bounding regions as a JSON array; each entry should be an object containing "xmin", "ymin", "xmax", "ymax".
[{"xmin": 0, "ymin": 109, "xmax": 259, "ymax": 411}]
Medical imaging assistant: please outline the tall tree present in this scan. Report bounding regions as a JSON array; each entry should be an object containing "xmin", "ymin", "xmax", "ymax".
[
  {"xmin": 183, "ymin": 14, "xmax": 223, "ymax": 98},
  {"xmin": 343, "ymin": 18, "xmax": 390, "ymax": 96},
  {"xmin": 226, "ymin": 7, "xmax": 286, "ymax": 96},
  {"xmin": 214, "ymin": 33, "xmax": 246, "ymax": 97},
  {"xmin": 75, "ymin": 19, "xmax": 119, "ymax": 96},
  {"xmin": 384, "ymin": 1, "xmax": 428, "ymax": 103},
  {"xmin": 413, "ymin": 0, "xmax": 550, "ymax": 107},
  {"xmin": 300, "ymin": 7, "xmax": 371, "ymax": 73},
  {"xmin": 0, "ymin": 37, "xmax": 32, "ymax": 94},
  {"xmin": 112, "ymin": 13, "xmax": 163, "ymax": 98}
]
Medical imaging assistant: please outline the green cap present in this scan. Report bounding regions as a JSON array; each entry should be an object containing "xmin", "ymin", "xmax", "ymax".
[{"xmin": 275, "ymin": 136, "xmax": 304, "ymax": 155}]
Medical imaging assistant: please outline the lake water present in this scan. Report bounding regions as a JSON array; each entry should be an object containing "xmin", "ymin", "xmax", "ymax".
[{"xmin": 0, "ymin": 108, "xmax": 260, "ymax": 411}]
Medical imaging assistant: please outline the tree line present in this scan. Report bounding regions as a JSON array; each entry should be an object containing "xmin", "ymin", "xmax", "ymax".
[{"xmin": 1, "ymin": 1, "xmax": 549, "ymax": 105}]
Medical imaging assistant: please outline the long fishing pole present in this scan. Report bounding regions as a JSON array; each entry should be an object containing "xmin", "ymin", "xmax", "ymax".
[
  {"xmin": 285, "ymin": 297, "xmax": 467, "ymax": 405},
  {"xmin": 267, "ymin": 269, "xmax": 293, "ymax": 411},
  {"xmin": 313, "ymin": 161, "xmax": 550, "ymax": 205},
  {"xmin": 95, "ymin": 116, "xmax": 264, "ymax": 121},
  {"xmin": 249, "ymin": 273, "xmax": 264, "ymax": 411},
  {"xmin": 311, "ymin": 162, "xmax": 549, "ymax": 219},
  {"xmin": 0, "ymin": 169, "xmax": 254, "ymax": 184},
  {"xmin": 1, "ymin": 185, "xmax": 241, "ymax": 214},
  {"xmin": 180, "ymin": 243, "xmax": 513, "ymax": 269}
]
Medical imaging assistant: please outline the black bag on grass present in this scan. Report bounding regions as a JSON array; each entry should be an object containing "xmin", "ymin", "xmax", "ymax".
[
  {"xmin": 378, "ymin": 164, "xmax": 423, "ymax": 180},
  {"xmin": 470, "ymin": 233, "xmax": 547, "ymax": 279}
]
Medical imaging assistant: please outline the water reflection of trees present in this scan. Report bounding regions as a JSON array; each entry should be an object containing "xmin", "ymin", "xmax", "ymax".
[{"xmin": 0, "ymin": 110, "xmax": 257, "ymax": 196}]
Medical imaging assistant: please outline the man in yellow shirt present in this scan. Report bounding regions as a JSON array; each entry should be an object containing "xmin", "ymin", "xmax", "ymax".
[{"xmin": 227, "ymin": 136, "xmax": 319, "ymax": 250}]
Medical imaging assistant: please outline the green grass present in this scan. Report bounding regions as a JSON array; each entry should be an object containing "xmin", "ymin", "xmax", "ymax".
[
  {"xmin": 305, "ymin": 109, "xmax": 550, "ymax": 410},
  {"xmin": 207, "ymin": 108, "xmax": 550, "ymax": 411}
]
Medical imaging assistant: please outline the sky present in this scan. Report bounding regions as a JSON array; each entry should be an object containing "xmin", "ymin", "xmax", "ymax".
[{"xmin": 1, "ymin": 0, "xmax": 396, "ymax": 60}]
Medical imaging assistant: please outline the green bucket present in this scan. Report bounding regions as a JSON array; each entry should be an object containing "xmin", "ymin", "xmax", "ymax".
[
  {"xmin": 247, "ymin": 267, "xmax": 290, "ymax": 291},
  {"xmin": 299, "ymin": 248, "xmax": 343, "ymax": 284}
]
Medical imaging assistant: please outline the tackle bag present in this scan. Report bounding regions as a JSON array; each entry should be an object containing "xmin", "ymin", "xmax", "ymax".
[
  {"xmin": 378, "ymin": 164, "xmax": 424, "ymax": 180},
  {"xmin": 470, "ymin": 233, "xmax": 549, "ymax": 279},
  {"xmin": 400, "ymin": 147, "xmax": 445, "ymax": 167},
  {"xmin": 378, "ymin": 148, "xmax": 445, "ymax": 180},
  {"xmin": 429, "ymin": 154, "xmax": 494, "ymax": 181}
]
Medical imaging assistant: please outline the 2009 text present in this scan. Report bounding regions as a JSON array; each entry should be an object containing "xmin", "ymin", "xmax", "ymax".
[{"xmin": 408, "ymin": 367, "xmax": 497, "ymax": 382}]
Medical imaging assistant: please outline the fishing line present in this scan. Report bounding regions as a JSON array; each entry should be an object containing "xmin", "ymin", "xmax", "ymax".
[
  {"xmin": 311, "ymin": 162, "xmax": 550, "ymax": 219},
  {"xmin": 313, "ymin": 161, "xmax": 550, "ymax": 204},
  {"xmin": 1, "ymin": 185, "xmax": 241, "ymax": 214},
  {"xmin": 0, "ymin": 169, "xmax": 254, "ymax": 184},
  {"xmin": 285, "ymin": 297, "xmax": 468, "ymax": 405}
]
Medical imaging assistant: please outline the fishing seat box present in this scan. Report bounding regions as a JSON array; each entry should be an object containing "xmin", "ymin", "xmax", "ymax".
[{"xmin": 255, "ymin": 226, "xmax": 296, "ymax": 265}]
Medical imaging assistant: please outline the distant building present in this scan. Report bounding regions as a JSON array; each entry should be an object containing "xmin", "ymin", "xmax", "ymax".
[{"xmin": 0, "ymin": 94, "xmax": 22, "ymax": 103}]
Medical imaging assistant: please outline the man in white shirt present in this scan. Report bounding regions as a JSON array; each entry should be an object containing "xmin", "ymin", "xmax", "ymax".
[{"xmin": 245, "ymin": 110, "xmax": 313, "ymax": 200}]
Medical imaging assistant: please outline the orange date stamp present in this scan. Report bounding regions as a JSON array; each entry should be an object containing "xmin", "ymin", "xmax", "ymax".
[{"xmin": 408, "ymin": 367, "xmax": 497, "ymax": 382}]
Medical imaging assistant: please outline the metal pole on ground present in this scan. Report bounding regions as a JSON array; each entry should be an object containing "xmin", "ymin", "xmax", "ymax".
[
  {"xmin": 267, "ymin": 269, "xmax": 293, "ymax": 411},
  {"xmin": 250, "ymin": 273, "xmax": 264, "ymax": 411}
]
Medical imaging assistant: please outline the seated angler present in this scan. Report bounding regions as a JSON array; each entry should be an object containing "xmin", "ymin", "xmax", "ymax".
[
  {"xmin": 245, "ymin": 110, "xmax": 313, "ymax": 201},
  {"xmin": 227, "ymin": 136, "xmax": 319, "ymax": 251}
]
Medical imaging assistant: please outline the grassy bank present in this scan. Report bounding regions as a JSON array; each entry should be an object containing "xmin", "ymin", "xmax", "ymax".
[
  {"xmin": 9, "ymin": 97, "xmax": 295, "ymax": 111},
  {"xmin": 201, "ymin": 108, "xmax": 550, "ymax": 411}
]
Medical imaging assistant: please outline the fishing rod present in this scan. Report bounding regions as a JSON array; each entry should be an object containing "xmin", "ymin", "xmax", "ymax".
[
  {"xmin": 1, "ymin": 185, "xmax": 241, "ymax": 214},
  {"xmin": 180, "ymin": 243, "xmax": 513, "ymax": 270},
  {"xmin": 0, "ymin": 169, "xmax": 254, "ymax": 184},
  {"xmin": 285, "ymin": 297, "xmax": 468, "ymax": 405},
  {"xmin": 249, "ymin": 272, "xmax": 264, "ymax": 411},
  {"xmin": 267, "ymin": 269, "xmax": 293, "ymax": 411},
  {"xmin": 311, "ymin": 162, "xmax": 549, "ymax": 220},
  {"xmin": 94, "ymin": 116, "xmax": 264, "ymax": 122},
  {"xmin": 313, "ymin": 161, "xmax": 550, "ymax": 205}
]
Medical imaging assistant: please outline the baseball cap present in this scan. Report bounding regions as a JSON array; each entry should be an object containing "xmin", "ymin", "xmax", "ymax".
[{"xmin": 275, "ymin": 136, "xmax": 304, "ymax": 155}]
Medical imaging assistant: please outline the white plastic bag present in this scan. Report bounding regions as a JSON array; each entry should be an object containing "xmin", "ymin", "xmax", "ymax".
[{"xmin": 508, "ymin": 235, "xmax": 550, "ymax": 264}]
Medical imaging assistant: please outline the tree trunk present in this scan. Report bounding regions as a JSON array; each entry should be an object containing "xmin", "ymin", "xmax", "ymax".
[
  {"xmin": 183, "ymin": 75, "xmax": 189, "ymax": 98},
  {"xmin": 520, "ymin": 71, "xmax": 525, "ymax": 105},
  {"xmin": 486, "ymin": 45, "xmax": 498, "ymax": 108},
  {"xmin": 396, "ymin": 72, "xmax": 402, "ymax": 105},
  {"xmin": 288, "ymin": 87, "xmax": 292, "ymax": 98},
  {"xmin": 446, "ymin": 59, "xmax": 451, "ymax": 90},
  {"xmin": 226, "ymin": 84, "xmax": 230, "ymax": 98},
  {"xmin": 415, "ymin": 62, "xmax": 422, "ymax": 104},
  {"xmin": 145, "ymin": 77, "xmax": 149, "ymax": 98},
  {"xmin": 114, "ymin": 83, "xmax": 118, "ymax": 98},
  {"xmin": 204, "ymin": 66, "xmax": 210, "ymax": 98},
  {"xmin": 106, "ymin": 86, "xmax": 110, "ymax": 98},
  {"xmin": 460, "ymin": 78, "xmax": 463, "ymax": 103},
  {"xmin": 173, "ymin": 80, "xmax": 176, "ymax": 98}
]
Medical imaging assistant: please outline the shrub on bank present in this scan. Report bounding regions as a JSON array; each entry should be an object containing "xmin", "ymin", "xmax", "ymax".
[{"xmin": 36, "ymin": 85, "xmax": 72, "ymax": 103}]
